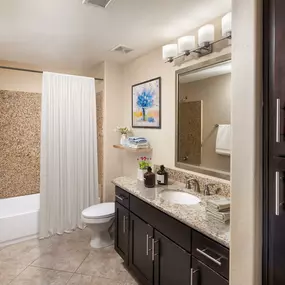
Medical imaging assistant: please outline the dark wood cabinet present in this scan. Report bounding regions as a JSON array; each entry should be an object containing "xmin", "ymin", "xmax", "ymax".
[
  {"xmin": 269, "ymin": 0, "xmax": 285, "ymax": 156},
  {"xmin": 264, "ymin": 0, "xmax": 285, "ymax": 284},
  {"xmin": 267, "ymin": 158, "xmax": 285, "ymax": 285},
  {"xmin": 191, "ymin": 257, "xmax": 228, "ymax": 285},
  {"xmin": 129, "ymin": 213, "xmax": 153, "ymax": 285},
  {"xmin": 153, "ymin": 230, "xmax": 191, "ymax": 285},
  {"xmin": 115, "ymin": 202, "xmax": 129, "ymax": 263},
  {"xmin": 114, "ymin": 187, "xmax": 229, "ymax": 285}
]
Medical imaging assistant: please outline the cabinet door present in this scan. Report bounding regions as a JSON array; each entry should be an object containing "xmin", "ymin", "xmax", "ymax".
[
  {"xmin": 191, "ymin": 257, "xmax": 228, "ymax": 285},
  {"xmin": 269, "ymin": 0, "xmax": 285, "ymax": 155},
  {"xmin": 153, "ymin": 230, "xmax": 191, "ymax": 285},
  {"xmin": 115, "ymin": 202, "xmax": 129, "ymax": 263},
  {"xmin": 268, "ymin": 157, "xmax": 285, "ymax": 285},
  {"xmin": 129, "ymin": 213, "xmax": 153, "ymax": 285}
]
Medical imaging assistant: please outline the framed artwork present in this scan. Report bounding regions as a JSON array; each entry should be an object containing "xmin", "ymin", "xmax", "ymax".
[{"xmin": 132, "ymin": 77, "xmax": 161, "ymax": 129}]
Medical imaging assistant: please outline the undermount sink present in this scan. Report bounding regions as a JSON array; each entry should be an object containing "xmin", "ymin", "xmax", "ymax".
[{"xmin": 159, "ymin": 190, "xmax": 201, "ymax": 205}]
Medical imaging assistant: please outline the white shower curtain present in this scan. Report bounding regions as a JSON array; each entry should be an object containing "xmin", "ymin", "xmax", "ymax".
[{"xmin": 39, "ymin": 72, "xmax": 98, "ymax": 238}]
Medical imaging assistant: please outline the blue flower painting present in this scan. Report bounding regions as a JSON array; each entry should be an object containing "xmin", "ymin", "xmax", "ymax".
[{"xmin": 132, "ymin": 77, "xmax": 161, "ymax": 128}]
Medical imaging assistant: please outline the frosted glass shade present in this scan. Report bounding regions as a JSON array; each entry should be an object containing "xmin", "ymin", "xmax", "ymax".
[
  {"xmin": 222, "ymin": 12, "xmax": 232, "ymax": 36},
  {"xmin": 162, "ymin": 44, "xmax": 178, "ymax": 60},
  {"xmin": 178, "ymin": 36, "xmax": 196, "ymax": 53},
  {"xmin": 198, "ymin": 24, "xmax": 215, "ymax": 46}
]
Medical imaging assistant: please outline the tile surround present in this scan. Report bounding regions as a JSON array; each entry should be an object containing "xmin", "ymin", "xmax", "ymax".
[
  {"xmin": 154, "ymin": 164, "xmax": 230, "ymax": 198},
  {"xmin": 0, "ymin": 90, "xmax": 41, "ymax": 198},
  {"xmin": 0, "ymin": 89, "xmax": 105, "ymax": 200}
]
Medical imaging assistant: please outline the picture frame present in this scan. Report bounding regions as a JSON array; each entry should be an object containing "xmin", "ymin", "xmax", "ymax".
[{"xmin": 132, "ymin": 77, "xmax": 161, "ymax": 129}]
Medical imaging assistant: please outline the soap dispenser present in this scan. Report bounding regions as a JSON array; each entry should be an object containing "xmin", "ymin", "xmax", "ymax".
[
  {"xmin": 156, "ymin": 165, "xmax": 168, "ymax": 185},
  {"xmin": 144, "ymin": 167, "xmax": 156, "ymax": 188}
]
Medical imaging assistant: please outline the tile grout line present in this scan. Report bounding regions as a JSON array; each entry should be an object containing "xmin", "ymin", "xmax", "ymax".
[
  {"xmin": 7, "ymin": 263, "xmax": 30, "ymax": 285},
  {"xmin": 74, "ymin": 250, "xmax": 91, "ymax": 274},
  {"xmin": 29, "ymin": 264, "xmax": 75, "ymax": 274}
]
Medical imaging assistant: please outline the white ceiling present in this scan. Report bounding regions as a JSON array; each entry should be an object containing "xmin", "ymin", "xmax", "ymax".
[
  {"xmin": 0, "ymin": 0, "xmax": 231, "ymax": 73},
  {"xmin": 179, "ymin": 61, "xmax": 232, "ymax": 83}
]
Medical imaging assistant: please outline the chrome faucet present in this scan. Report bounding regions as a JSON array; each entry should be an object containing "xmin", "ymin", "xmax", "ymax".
[
  {"xmin": 204, "ymin": 183, "xmax": 221, "ymax": 196},
  {"xmin": 185, "ymin": 178, "xmax": 200, "ymax": 193}
]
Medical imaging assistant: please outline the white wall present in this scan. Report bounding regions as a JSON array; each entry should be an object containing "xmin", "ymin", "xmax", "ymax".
[
  {"xmin": 230, "ymin": 0, "xmax": 262, "ymax": 284},
  {"xmin": 122, "ymin": 17, "xmax": 231, "ymax": 179}
]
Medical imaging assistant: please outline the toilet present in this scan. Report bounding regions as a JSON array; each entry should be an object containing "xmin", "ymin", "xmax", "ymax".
[{"xmin": 81, "ymin": 202, "xmax": 115, "ymax": 249}]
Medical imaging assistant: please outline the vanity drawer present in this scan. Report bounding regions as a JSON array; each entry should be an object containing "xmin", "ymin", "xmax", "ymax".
[
  {"xmin": 192, "ymin": 230, "xmax": 229, "ymax": 279},
  {"xmin": 130, "ymin": 194, "xmax": 191, "ymax": 252},
  {"xmin": 115, "ymin": 187, "xmax": 130, "ymax": 209}
]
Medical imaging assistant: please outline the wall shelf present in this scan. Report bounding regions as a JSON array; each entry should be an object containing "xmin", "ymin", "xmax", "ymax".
[{"xmin": 113, "ymin": 144, "xmax": 152, "ymax": 153}]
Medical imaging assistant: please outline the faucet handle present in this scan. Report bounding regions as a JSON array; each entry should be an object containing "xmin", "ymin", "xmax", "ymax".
[
  {"xmin": 204, "ymin": 183, "xmax": 221, "ymax": 196},
  {"xmin": 185, "ymin": 176, "xmax": 190, "ymax": 188}
]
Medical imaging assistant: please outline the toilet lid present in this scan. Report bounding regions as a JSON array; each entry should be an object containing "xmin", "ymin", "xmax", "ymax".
[{"xmin": 82, "ymin": 202, "xmax": 115, "ymax": 219}]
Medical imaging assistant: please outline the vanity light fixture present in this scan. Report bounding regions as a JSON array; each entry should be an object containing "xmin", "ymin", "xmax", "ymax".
[
  {"xmin": 162, "ymin": 44, "xmax": 178, "ymax": 63},
  {"xmin": 222, "ymin": 12, "xmax": 232, "ymax": 37},
  {"xmin": 178, "ymin": 36, "xmax": 196, "ymax": 55},
  {"xmin": 198, "ymin": 24, "xmax": 215, "ymax": 47},
  {"xmin": 163, "ymin": 12, "xmax": 232, "ymax": 63}
]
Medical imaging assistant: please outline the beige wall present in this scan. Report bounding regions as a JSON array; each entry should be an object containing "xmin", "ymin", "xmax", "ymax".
[
  {"xmin": 122, "ymin": 16, "xmax": 231, "ymax": 179},
  {"xmin": 0, "ymin": 68, "xmax": 42, "ymax": 93},
  {"xmin": 103, "ymin": 61, "xmax": 124, "ymax": 201},
  {"xmin": 179, "ymin": 73, "xmax": 231, "ymax": 172},
  {"xmin": 230, "ymin": 0, "xmax": 262, "ymax": 284}
]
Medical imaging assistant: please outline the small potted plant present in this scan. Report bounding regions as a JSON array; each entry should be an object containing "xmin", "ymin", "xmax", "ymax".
[
  {"xmin": 115, "ymin": 126, "xmax": 130, "ymax": 146},
  {"xmin": 137, "ymin": 156, "xmax": 151, "ymax": 181}
]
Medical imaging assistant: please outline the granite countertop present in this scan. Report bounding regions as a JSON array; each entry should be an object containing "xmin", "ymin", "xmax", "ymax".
[{"xmin": 112, "ymin": 176, "xmax": 230, "ymax": 248}]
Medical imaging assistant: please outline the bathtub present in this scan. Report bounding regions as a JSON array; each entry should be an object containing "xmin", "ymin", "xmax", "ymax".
[{"xmin": 0, "ymin": 194, "xmax": 40, "ymax": 246}]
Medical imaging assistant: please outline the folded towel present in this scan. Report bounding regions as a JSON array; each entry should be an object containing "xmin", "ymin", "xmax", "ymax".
[
  {"xmin": 207, "ymin": 205, "xmax": 230, "ymax": 213},
  {"xmin": 128, "ymin": 136, "xmax": 148, "ymax": 142},
  {"xmin": 216, "ymin": 124, "xmax": 231, "ymax": 156},
  {"xmin": 207, "ymin": 198, "xmax": 230, "ymax": 211},
  {"xmin": 207, "ymin": 212, "xmax": 230, "ymax": 223},
  {"xmin": 206, "ymin": 209, "xmax": 230, "ymax": 221}
]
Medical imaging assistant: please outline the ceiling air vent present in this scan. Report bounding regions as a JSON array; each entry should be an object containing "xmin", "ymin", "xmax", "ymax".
[
  {"xmin": 82, "ymin": 0, "xmax": 114, "ymax": 8},
  {"xmin": 111, "ymin": 45, "xmax": 133, "ymax": 54}
]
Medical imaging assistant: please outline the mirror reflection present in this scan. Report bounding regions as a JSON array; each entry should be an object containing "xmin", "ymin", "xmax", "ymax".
[{"xmin": 176, "ymin": 59, "xmax": 231, "ymax": 177}]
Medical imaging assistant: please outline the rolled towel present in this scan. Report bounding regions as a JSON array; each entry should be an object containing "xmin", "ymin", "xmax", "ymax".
[{"xmin": 207, "ymin": 198, "xmax": 230, "ymax": 212}]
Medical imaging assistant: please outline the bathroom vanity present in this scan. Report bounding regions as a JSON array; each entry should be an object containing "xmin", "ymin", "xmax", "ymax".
[{"xmin": 113, "ymin": 177, "xmax": 230, "ymax": 285}]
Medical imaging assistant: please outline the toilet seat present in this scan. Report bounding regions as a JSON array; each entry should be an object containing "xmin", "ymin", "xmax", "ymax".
[{"xmin": 82, "ymin": 202, "xmax": 115, "ymax": 220}]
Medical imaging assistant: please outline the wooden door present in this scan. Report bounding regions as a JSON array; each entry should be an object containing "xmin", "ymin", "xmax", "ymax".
[
  {"xmin": 153, "ymin": 230, "xmax": 191, "ymax": 285},
  {"xmin": 115, "ymin": 202, "xmax": 129, "ymax": 263},
  {"xmin": 129, "ymin": 213, "xmax": 153, "ymax": 285}
]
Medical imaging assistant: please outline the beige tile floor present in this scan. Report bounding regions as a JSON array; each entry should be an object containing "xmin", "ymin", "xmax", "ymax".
[{"xmin": 0, "ymin": 228, "xmax": 138, "ymax": 285}]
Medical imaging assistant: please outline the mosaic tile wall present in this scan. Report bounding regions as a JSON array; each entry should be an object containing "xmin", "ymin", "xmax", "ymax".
[
  {"xmin": 96, "ymin": 91, "xmax": 104, "ymax": 200},
  {"xmin": 0, "ymin": 90, "xmax": 104, "ymax": 199},
  {"xmin": 0, "ymin": 90, "xmax": 41, "ymax": 198}
]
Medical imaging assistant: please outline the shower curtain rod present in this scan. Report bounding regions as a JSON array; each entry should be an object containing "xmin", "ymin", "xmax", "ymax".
[{"xmin": 0, "ymin": 66, "xmax": 104, "ymax": 81}]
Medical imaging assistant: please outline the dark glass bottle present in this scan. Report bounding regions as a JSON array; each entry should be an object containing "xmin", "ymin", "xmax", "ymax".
[
  {"xmin": 144, "ymin": 167, "xmax": 156, "ymax": 188},
  {"xmin": 156, "ymin": 165, "xmax": 168, "ymax": 185}
]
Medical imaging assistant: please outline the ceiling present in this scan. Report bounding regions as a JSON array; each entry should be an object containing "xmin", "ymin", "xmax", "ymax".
[
  {"xmin": 0, "ymin": 0, "xmax": 231, "ymax": 73},
  {"xmin": 179, "ymin": 61, "xmax": 232, "ymax": 83}
]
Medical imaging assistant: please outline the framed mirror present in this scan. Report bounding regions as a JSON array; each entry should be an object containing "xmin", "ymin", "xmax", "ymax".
[{"xmin": 175, "ymin": 54, "xmax": 231, "ymax": 180}]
